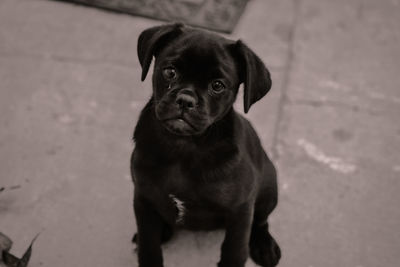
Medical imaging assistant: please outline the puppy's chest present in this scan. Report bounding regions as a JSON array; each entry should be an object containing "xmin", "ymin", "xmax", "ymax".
[{"xmin": 161, "ymin": 164, "xmax": 234, "ymax": 226}]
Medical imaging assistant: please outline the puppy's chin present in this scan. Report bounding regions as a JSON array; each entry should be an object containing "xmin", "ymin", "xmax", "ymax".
[{"xmin": 161, "ymin": 118, "xmax": 202, "ymax": 136}]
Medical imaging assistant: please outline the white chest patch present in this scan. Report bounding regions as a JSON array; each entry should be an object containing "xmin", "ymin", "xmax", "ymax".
[{"xmin": 169, "ymin": 194, "xmax": 186, "ymax": 224}]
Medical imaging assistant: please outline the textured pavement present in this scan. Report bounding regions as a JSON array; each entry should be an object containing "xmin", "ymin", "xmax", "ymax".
[{"xmin": 1, "ymin": 0, "xmax": 400, "ymax": 266}]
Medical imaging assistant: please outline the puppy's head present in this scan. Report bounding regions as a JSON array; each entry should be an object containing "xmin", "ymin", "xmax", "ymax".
[{"xmin": 138, "ymin": 23, "xmax": 271, "ymax": 136}]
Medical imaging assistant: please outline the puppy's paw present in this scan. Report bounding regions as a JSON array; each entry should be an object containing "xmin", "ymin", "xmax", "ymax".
[{"xmin": 249, "ymin": 230, "xmax": 281, "ymax": 267}]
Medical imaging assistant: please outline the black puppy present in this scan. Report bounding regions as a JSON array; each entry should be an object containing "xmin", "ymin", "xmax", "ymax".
[{"xmin": 131, "ymin": 23, "xmax": 280, "ymax": 267}]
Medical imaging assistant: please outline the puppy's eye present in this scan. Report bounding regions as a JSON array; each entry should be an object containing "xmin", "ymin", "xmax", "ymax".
[
  {"xmin": 211, "ymin": 80, "xmax": 226, "ymax": 93},
  {"xmin": 163, "ymin": 67, "xmax": 177, "ymax": 80}
]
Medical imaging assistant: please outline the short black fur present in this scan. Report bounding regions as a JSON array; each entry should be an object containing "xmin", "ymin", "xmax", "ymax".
[{"xmin": 131, "ymin": 23, "xmax": 280, "ymax": 267}]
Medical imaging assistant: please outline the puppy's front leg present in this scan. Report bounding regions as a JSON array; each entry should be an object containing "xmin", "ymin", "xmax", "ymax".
[
  {"xmin": 218, "ymin": 203, "xmax": 254, "ymax": 267},
  {"xmin": 134, "ymin": 195, "xmax": 164, "ymax": 267}
]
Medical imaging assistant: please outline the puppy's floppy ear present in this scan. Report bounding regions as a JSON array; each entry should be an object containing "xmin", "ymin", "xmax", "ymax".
[
  {"xmin": 137, "ymin": 23, "xmax": 184, "ymax": 81},
  {"xmin": 235, "ymin": 40, "xmax": 272, "ymax": 113}
]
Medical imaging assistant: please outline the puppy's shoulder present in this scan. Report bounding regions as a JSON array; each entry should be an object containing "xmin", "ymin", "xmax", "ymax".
[
  {"xmin": 233, "ymin": 111, "xmax": 262, "ymax": 143},
  {"xmin": 233, "ymin": 111, "xmax": 270, "ymax": 165}
]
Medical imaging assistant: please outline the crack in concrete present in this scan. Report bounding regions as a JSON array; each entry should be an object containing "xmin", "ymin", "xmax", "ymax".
[{"xmin": 270, "ymin": 0, "xmax": 302, "ymax": 160}]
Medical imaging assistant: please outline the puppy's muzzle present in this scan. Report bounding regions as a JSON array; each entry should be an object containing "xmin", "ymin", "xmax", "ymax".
[
  {"xmin": 156, "ymin": 88, "xmax": 208, "ymax": 136},
  {"xmin": 175, "ymin": 89, "xmax": 198, "ymax": 111}
]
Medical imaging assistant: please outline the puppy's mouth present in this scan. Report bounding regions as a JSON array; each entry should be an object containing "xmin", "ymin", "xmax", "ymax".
[{"xmin": 161, "ymin": 117, "xmax": 198, "ymax": 136}]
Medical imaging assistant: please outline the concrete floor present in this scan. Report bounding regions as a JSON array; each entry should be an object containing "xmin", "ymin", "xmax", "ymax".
[{"xmin": 1, "ymin": 0, "xmax": 400, "ymax": 266}]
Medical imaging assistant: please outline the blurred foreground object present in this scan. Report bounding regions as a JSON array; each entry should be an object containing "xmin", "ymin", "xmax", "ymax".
[
  {"xmin": 53, "ymin": 0, "xmax": 248, "ymax": 33},
  {"xmin": 0, "ymin": 233, "xmax": 39, "ymax": 267}
]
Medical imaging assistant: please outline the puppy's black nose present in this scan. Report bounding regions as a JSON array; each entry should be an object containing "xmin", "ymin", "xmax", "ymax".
[{"xmin": 176, "ymin": 94, "xmax": 197, "ymax": 110}]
